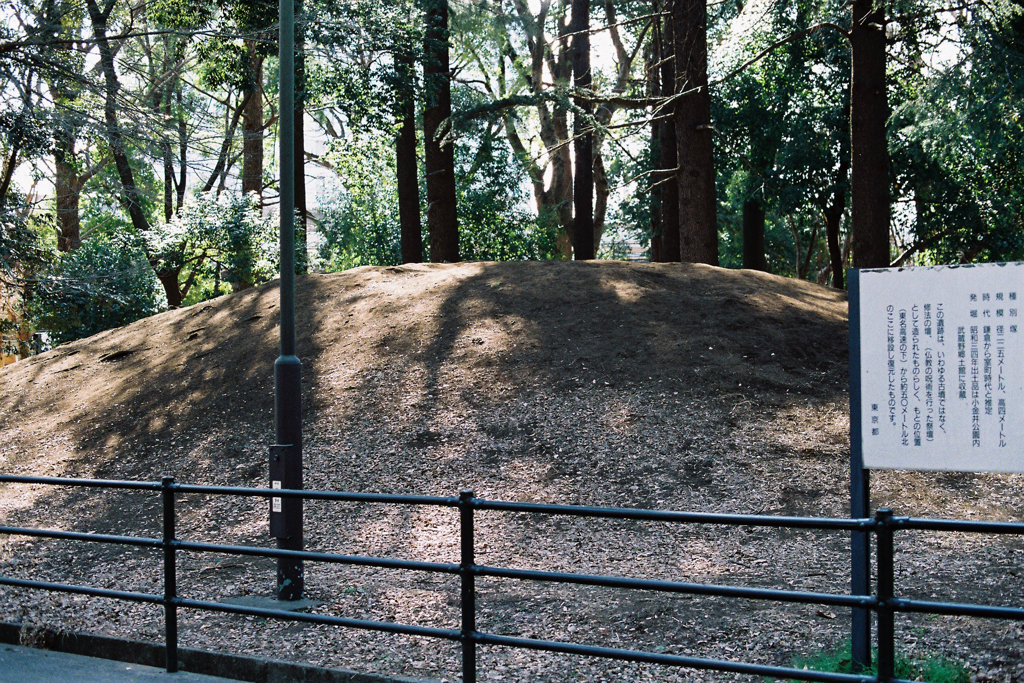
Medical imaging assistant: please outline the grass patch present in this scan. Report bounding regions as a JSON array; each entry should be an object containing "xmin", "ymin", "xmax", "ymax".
[{"xmin": 785, "ymin": 642, "xmax": 970, "ymax": 683}]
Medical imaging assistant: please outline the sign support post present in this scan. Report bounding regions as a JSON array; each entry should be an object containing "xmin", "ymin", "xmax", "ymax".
[{"xmin": 848, "ymin": 269, "xmax": 872, "ymax": 671}]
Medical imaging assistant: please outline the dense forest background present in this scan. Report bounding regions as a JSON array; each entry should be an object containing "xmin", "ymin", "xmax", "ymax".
[{"xmin": 1, "ymin": 0, "xmax": 1022, "ymax": 352}]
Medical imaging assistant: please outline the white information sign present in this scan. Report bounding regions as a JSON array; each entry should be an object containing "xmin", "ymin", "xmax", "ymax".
[{"xmin": 857, "ymin": 262, "xmax": 1024, "ymax": 472}]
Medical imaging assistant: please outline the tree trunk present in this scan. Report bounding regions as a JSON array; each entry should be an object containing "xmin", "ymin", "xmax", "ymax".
[
  {"xmin": 87, "ymin": 0, "xmax": 184, "ymax": 306},
  {"xmin": 741, "ymin": 199, "xmax": 766, "ymax": 270},
  {"xmin": 502, "ymin": 3, "xmax": 574, "ymax": 256},
  {"xmin": 176, "ymin": 86, "xmax": 187, "ymax": 213},
  {"xmin": 850, "ymin": 0, "xmax": 890, "ymax": 268},
  {"xmin": 549, "ymin": 109, "xmax": 575, "ymax": 257},
  {"xmin": 53, "ymin": 136, "xmax": 82, "ymax": 252},
  {"xmin": 570, "ymin": 0, "xmax": 594, "ymax": 260},
  {"xmin": 0, "ymin": 145, "xmax": 18, "ymax": 207},
  {"xmin": 87, "ymin": 0, "xmax": 150, "ymax": 237},
  {"xmin": 800, "ymin": 220, "xmax": 819, "ymax": 279},
  {"xmin": 241, "ymin": 42, "xmax": 264, "ymax": 198},
  {"xmin": 203, "ymin": 92, "xmax": 249, "ymax": 193},
  {"xmin": 162, "ymin": 134, "xmax": 174, "ymax": 222},
  {"xmin": 648, "ymin": 17, "xmax": 663, "ymax": 262},
  {"xmin": 396, "ymin": 54, "xmax": 423, "ymax": 264},
  {"xmin": 825, "ymin": 138, "xmax": 850, "ymax": 288},
  {"xmin": 53, "ymin": 128, "xmax": 109, "ymax": 252},
  {"xmin": 87, "ymin": 1, "xmax": 147, "ymax": 237},
  {"xmin": 672, "ymin": 0, "xmax": 718, "ymax": 264},
  {"xmin": 825, "ymin": 206, "xmax": 845, "ymax": 289},
  {"xmin": 39, "ymin": 6, "xmax": 88, "ymax": 250},
  {"xmin": 158, "ymin": 271, "xmax": 184, "ymax": 309},
  {"xmin": 655, "ymin": 13, "xmax": 680, "ymax": 262},
  {"xmin": 593, "ymin": 151, "xmax": 608, "ymax": 250},
  {"xmin": 423, "ymin": 0, "xmax": 458, "ymax": 262}
]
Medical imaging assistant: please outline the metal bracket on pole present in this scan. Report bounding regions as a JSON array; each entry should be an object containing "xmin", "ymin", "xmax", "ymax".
[{"xmin": 269, "ymin": 444, "xmax": 301, "ymax": 539}]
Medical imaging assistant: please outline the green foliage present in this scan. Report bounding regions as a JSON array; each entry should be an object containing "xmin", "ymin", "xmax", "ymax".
[
  {"xmin": 27, "ymin": 234, "xmax": 162, "ymax": 345},
  {"xmin": 215, "ymin": 0, "xmax": 277, "ymax": 34},
  {"xmin": 196, "ymin": 41, "xmax": 250, "ymax": 91},
  {"xmin": 453, "ymin": 87, "xmax": 558, "ymax": 261},
  {"xmin": 315, "ymin": 136, "xmax": 402, "ymax": 270},
  {"xmin": 304, "ymin": 0, "xmax": 422, "ymax": 129},
  {"xmin": 85, "ymin": 150, "xmax": 163, "ymax": 231},
  {"xmin": 788, "ymin": 641, "xmax": 970, "ymax": 683},
  {"xmin": 4, "ymin": 0, "xmax": 1023, "ymax": 310},
  {"xmin": 711, "ymin": 0, "xmax": 850, "ymax": 278},
  {"xmin": 1, "ymin": 202, "xmax": 49, "ymax": 344},
  {"xmin": 605, "ymin": 119, "xmax": 653, "ymax": 259},
  {"xmin": 148, "ymin": 0, "xmax": 214, "ymax": 29},
  {"xmin": 890, "ymin": 3, "xmax": 1024, "ymax": 264},
  {"xmin": 150, "ymin": 191, "xmax": 278, "ymax": 300},
  {"xmin": 1, "ymin": 107, "xmax": 52, "ymax": 159},
  {"xmin": 316, "ymin": 101, "xmax": 557, "ymax": 269},
  {"xmin": 458, "ymin": 188, "xmax": 555, "ymax": 261},
  {"xmin": 597, "ymin": 229, "xmax": 635, "ymax": 261},
  {"xmin": 0, "ymin": 201, "xmax": 47, "ymax": 287},
  {"xmin": 194, "ymin": 0, "xmax": 276, "ymax": 93}
]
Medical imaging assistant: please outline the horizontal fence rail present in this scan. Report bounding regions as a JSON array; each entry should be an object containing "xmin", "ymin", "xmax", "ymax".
[{"xmin": 0, "ymin": 474, "xmax": 1022, "ymax": 683}]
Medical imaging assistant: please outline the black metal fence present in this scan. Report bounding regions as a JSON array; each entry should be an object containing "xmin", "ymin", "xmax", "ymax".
[{"xmin": 1, "ymin": 474, "xmax": 1022, "ymax": 683}]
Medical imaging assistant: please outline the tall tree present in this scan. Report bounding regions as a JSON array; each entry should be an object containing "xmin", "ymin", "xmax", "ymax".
[
  {"xmin": 741, "ymin": 200, "xmax": 767, "ymax": 270},
  {"xmin": 672, "ymin": 0, "xmax": 718, "ymax": 264},
  {"xmin": 240, "ymin": 43, "xmax": 264, "ymax": 197},
  {"xmin": 657, "ymin": 8, "xmax": 680, "ymax": 261},
  {"xmin": 570, "ymin": 0, "xmax": 594, "ymax": 260},
  {"xmin": 647, "ymin": 17, "xmax": 664, "ymax": 262},
  {"xmin": 395, "ymin": 53, "xmax": 423, "ymax": 263},
  {"xmin": 139, "ymin": 25, "xmax": 186, "ymax": 224},
  {"xmin": 200, "ymin": 90, "xmax": 249, "ymax": 194},
  {"xmin": 31, "ymin": 0, "xmax": 107, "ymax": 251},
  {"xmin": 887, "ymin": 1, "xmax": 1024, "ymax": 266},
  {"xmin": 460, "ymin": 0, "xmax": 646, "ymax": 257},
  {"xmin": 824, "ymin": 117, "xmax": 850, "ymax": 287},
  {"xmin": 423, "ymin": 0, "xmax": 459, "ymax": 262},
  {"xmin": 490, "ymin": 0, "xmax": 575, "ymax": 256},
  {"xmin": 588, "ymin": 0, "xmax": 648, "ymax": 252},
  {"xmin": 221, "ymin": 0, "xmax": 277, "ymax": 201},
  {"xmin": 849, "ymin": 0, "xmax": 890, "ymax": 267},
  {"xmin": 85, "ymin": 0, "xmax": 193, "ymax": 306},
  {"xmin": 84, "ymin": 0, "xmax": 150, "ymax": 239}
]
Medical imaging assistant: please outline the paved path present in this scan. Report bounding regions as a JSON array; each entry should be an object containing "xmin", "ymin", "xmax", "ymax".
[{"xmin": 0, "ymin": 644, "xmax": 235, "ymax": 683}]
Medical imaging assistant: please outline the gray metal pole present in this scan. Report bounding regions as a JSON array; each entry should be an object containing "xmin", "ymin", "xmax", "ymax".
[{"xmin": 273, "ymin": 0, "xmax": 303, "ymax": 601}]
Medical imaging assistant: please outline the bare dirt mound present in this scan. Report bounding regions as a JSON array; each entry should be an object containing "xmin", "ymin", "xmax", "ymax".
[{"xmin": 1, "ymin": 261, "xmax": 1021, "ymax": 682}]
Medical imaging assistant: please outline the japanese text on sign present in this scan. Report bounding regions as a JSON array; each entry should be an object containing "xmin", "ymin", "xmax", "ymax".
[{"xmin": 857, "ymin": 263, "xmax": 1024, "ymax": 472}]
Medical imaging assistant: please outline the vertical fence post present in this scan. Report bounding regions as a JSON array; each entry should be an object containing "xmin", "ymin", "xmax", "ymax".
[
  {"xmin": 459, "ymin": 490, "xmax": 477, "ymax": 683},
  {"xmin": 161, "ymin": 476, "xmax": 178, "ymax": 674},
  {"xmin": 875, "ymin": 508, "xmax": 895, "ymax": 683}
]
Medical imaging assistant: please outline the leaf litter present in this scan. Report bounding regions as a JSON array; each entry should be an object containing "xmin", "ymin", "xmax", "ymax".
[{"xmin": 0, "ymin": 261, "xmax": 1021, "ymax": 682}]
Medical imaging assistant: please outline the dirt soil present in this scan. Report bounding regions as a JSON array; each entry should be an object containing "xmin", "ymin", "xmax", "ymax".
[{"xmin": 0, "ymin": 261, "xmax": 1021, "ymax": 683}]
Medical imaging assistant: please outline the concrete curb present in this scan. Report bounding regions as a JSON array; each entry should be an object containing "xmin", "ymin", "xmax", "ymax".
[{"xmin": 0, "ymin": 622, "xmax": 439, "ymax": 683}]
